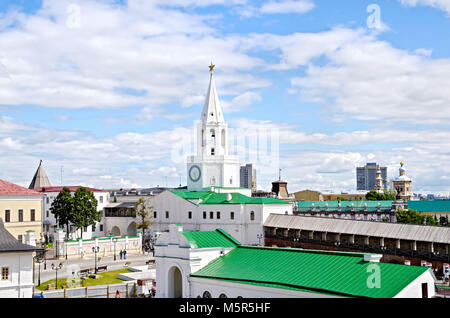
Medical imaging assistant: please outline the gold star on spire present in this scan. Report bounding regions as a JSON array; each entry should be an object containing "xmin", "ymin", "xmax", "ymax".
[{"xmin": 209, "ymin": 62, "xmax": 215, "ymax": 73}]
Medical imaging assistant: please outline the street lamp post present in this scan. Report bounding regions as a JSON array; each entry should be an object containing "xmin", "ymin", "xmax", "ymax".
[
  {"xmin": 51, "ymin": 263, "xmax": 63, "ymax": 290},
  {"xmin": 113, "ymin": 238, "xmax": 118, "ymax": 261},
  {"xmin": 65, "ymin": 240, "xmax": 68, "ymax": 260},
  {"xmin": 34, "ymin": 252, "xmax": 44, "ymax": 287},
  {"xmin": 92, "ymin": 246, "xmax": 100, "ymax": 274}
]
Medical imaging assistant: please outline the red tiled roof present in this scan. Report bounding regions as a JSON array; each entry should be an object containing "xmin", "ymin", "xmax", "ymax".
[
  {"xmin": 0, "ymin": 179, "xmax": 42, "ymax": 196},
  {"xmin": 37, "ymin": 186, "xmax": 107, "ymax": 193}
]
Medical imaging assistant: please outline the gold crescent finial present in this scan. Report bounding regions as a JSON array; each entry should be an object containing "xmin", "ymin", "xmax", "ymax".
[
  {"xmin": 209, "ymin": 62, "xmax": 215, "ymax": 73},
  {"xmin": 400, "ymin": 161, "xmax": 404, "ymax": 167}
]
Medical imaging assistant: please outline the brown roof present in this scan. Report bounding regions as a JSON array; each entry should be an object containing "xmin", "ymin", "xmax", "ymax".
[{"xmin": 0, "ymin": 179, "xmax": 42, "ymax": 196}]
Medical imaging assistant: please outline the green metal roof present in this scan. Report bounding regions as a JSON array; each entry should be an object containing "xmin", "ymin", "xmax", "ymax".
[
  {"xmin": 182, "ymin": 229, "xmax": 241, "ymax": 248},
  {"xmin": 407, "ymin": 200, "xmax": 450, "ymax": 212},
  {"xmin": 169, "ymin": 190, "xmax": 211, "ymax": 200},
  {"xmin": 190, "ymin": 245, "xmax": 428, "ymax": 298},
  {"xmin": 297, "ymin": 201, "xmax": 394, "ymax": 208},
  {"xmin": 170, "ymin": 190, "xmax": 290, "ymax": 205}
]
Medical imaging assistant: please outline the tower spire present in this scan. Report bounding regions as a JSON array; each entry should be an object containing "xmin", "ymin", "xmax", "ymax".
[{"xmin": 201, "ymin": 63, "xmax": 225, "ymax": 124}]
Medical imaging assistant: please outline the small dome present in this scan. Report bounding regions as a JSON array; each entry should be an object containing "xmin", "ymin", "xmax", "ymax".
[{"xmin": 395, "ymin": 175, "xmax": 411, "ymax": 182}]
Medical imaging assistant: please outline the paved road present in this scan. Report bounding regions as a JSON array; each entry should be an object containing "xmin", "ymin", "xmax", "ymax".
[{"xmin": 34, "ymin": 252, "xmax": 155, "ymax": 285}]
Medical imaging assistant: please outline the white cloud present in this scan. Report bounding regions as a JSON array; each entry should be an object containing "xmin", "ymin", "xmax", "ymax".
[
  {"xmin": 266, "ymin": 28, "xmax": 450, "ymax": 125},
  {"xmin": 399, "ymin": 0, "xmax": 450, "ymax": 14},
  {"xmin": 0, "ymin": 0, "xmax": 267, "ymax": 110},
  {"xmin": 221, "ymin": 91, "xmax": 262, "ymax": 112},
  {"xmin": 260, "ymin": 0, "xmax": 315, "ymax": 15}
]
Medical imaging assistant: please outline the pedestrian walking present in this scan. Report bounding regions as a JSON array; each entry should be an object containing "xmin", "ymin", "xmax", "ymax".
[
  {"xmin": 124, "ymin": 250, "xmax": 127, "ymax": 260},
  {"xmin": 119, "ymin": 250, "xmax": 123, "ymax": 260}
]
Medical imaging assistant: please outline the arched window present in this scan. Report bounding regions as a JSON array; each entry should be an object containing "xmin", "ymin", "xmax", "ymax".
[
  {"xmin": 219, "ymin": 293, "xmax": 227, "ymax": 298},
  {"xmin": 203, "ymin": 291, "xmax": 212, "ymax": 298},
  {"xmin": 210, "ymin": 129, "xmax": 216, "ymax": 147},
  {"xmin": 250, "ymin": 211, "xmax": 255, "ymax": 221}
]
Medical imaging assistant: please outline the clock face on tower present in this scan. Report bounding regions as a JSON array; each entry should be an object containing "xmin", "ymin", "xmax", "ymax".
[{"xmin": 189, "ymin": 165, "xmax": 202, "ymax": 182}]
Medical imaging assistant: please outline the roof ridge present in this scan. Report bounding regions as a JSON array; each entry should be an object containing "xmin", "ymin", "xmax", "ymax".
[
  {"xmin": 237, "ymin": 245, "xmax": 371, "ymax": 258},
  {"xmin": 216, "ymin": 228, "xmax": 241, "ymax": 246}
]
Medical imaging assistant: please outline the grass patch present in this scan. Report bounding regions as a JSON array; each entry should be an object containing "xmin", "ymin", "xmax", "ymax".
[{"xmin": 36, "ymin": 268, "xmax": 132, "ymax": 291}]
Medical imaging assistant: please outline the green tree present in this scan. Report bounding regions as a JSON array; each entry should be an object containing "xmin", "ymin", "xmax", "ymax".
[
  {"xmin": 135, "ymin": 197, "xmax": 154, "ymax": 251},
  {"xmin": 366, "ymin": 189, "xmax": 397, "ymax": 201},
  {"xmin": 365, "ymin": 190, "xmax": 381, "ymax": 201},
  {"xmin": 50, "ymin": 187, "xmax": 74, "ymax": 239},
  {"xmin": 395, "ymin": 209, "xmax": 440, "ymax": 226},
  {"xmin": 72, "ymin": 187, "xmax": 101, "ymax": 239},
  {"xmin": 381, "ymin": 189, "xmax": 397, "ymax": 200}
]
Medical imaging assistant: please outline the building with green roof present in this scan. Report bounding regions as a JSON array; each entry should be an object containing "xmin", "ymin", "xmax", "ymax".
[
  {"xmin": 138, "ymin": 188, "xmax": 292, "ymax": 246},
  {"xmin": 155, "ymin": 224, "xmax": 436, "ymax": 298}
]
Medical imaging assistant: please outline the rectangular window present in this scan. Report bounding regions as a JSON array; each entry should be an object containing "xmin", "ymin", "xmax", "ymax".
[
  {"xmin": 203, "ymin": 211, "xmax": 207, "ymax": 219},
  {"xmin": 154, "ymin": 211, "xmax": 157, "ymax": 218},
  {"xmin": 216, "ymin": 211, "xmax": 220, "ymax": 219},
  {"xmin": 165, "ymin": 211, "xmax": 169, "ymax": 219},
  {"xmin": 100, "ymin": 224, "xmax": 104, "ymax": 232},
  {"xmin": 46, "ymin": 197, "xmax": 49, "ymax": 204},
  {"xmin": 99, "ymin": 196, "xmax": 103, "ymax": 203},
  {"xmin": 18, "ymin": 209, "xmax": 24, "ymax": 222},
  {"xmin": 188, "ymin": 211, "xmax": 192, "ymax": 219},
  {"xmin": 5, "ymin": 210, "xmax": 10, "ymax": 223},
  {"xmin": 30, "ymin": 209, "xmax": 36, "ymax": 222},
  {"xmin": 210, "ymin": 211, "xmax": 214, "ymax": 219},
  {"xmin": 46, "ymin": 210, "xmax": 49, "ymax": 218},
  {"xmin": 230, "ymin": 212, "xmax": 235, "ymax": 220},
  {"xmin": 83, "ymin": 226, "xmax": 87, "ymax": 232},
  {"xmin": 1, "ymin": 267, "xmax": 9, "ymax": 280},
  {"xmin": 17, "ymin": 235, "xmax": 23, "ymax": 243}
]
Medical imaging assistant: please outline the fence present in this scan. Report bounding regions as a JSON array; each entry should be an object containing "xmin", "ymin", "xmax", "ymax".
[
  {"xmin": 33, "ymin": 282, "xmax": 137, "ymax": 298},
  {"xmin": 54, "ymin": 235, "xmax": 142, "ymax": 259}
]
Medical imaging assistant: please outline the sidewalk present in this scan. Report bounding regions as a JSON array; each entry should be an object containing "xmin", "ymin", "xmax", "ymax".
[{"xmin": 35, "ymin": 253, "xmax": 154, "ymax": 285}]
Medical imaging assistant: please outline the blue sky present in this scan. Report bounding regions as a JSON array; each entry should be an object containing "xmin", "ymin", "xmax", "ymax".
[{"xmin": 1, "ymin": 0, "xmax": 450, "ymax": 194}]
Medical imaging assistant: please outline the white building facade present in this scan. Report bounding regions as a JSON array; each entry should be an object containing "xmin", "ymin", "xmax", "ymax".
[
  {"xmin": 0, "ymin": 220, "xmax": 40, "ymax": 298},
  {"xmin": 108, "ymin": 189, "xmax": 292, "ymax": 246}
]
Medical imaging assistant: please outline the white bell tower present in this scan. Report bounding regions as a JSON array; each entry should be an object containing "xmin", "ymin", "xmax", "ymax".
[{"xmin": 187, "ymin": 64, "xmax": 240, "ymax": 191}]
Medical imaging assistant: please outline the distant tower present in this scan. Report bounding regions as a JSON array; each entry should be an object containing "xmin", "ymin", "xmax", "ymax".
[
  {"xmin": 186, "ymin": 63, "xmax": 240, "ymax": 191},
  {"xmin": 29, "ymin": 160, "xmax": 52, "ymax": 189},
  {"xmin": 393, "ymin": 162, "xmax": 413, "ymax": 201},
  {"xmin": 271, "ymin": 169, "xmax": 289, "ymax": 199},
  {"xmin": 374, "ymin": 165, "xmax": 384, "ymax": 193}
]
